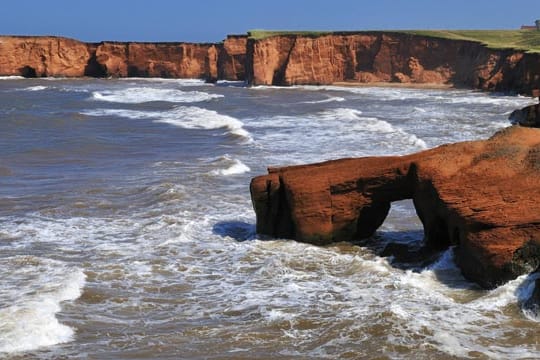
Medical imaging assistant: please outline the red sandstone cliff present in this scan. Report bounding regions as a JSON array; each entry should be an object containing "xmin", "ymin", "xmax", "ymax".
[
  {"xmin": 95, "ymin": 41, "xmax": 219, "ymax": 80},
  {"xmin": 218, "ymin": 35, "xmax": 248, "ymax": 81},
  {"xmin": 250, "ymin": 126, "xmax": 540, "ymax": 288},
  {"xmin": 0, "ymin": 36, "xmax": 92, "ymax": 77},
  {"xmin": 245, "ymin": 32, "xmax": 540, "ymax": 94},
  {"xmin": 0, "ymin": 36, "xmax": 222, "ymax": 81},
  {"xmin": 1, "ymin": 33, "xmax": 539, "ymax": 94}
]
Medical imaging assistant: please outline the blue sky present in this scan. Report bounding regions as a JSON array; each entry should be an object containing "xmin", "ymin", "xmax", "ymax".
[{"xmin": 2, "ymin": 0, "xmax": 539, "ymax": 42}]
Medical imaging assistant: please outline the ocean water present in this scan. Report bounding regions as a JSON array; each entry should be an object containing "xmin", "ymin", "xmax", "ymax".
[{"xmin": 0, "ymin": 77, "xmax": 539, "ymax": 359}]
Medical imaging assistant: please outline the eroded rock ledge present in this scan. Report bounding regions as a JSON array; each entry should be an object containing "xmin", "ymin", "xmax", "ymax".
[{"xmin": 250, "ymin": 126, "xmax": 540, "ymax": 288}]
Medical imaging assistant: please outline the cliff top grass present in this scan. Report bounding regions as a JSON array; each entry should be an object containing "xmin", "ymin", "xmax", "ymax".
[
  {"xmin": 247, "ymin": 30, "xmax": 333, "ymax": 40},
  {"xmin": 248, "ymin": 29, "xmax": 540, "ymax": 53},
  {"xmin": 403, "ymin": 30, "xmax": 540, "ymax": 53}
]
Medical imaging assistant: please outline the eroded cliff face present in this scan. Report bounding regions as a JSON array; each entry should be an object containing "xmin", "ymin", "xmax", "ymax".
[
  {"xmin": 95, "ymin": 42, "xmax": 219, "ymax": 80},
  {"xmin": 0, "ymin": 36, "xmax": 93, "ymax": 77},
  {"xmin": 250, "ymin": 126, "xmax": 540, "ymax": 288},
  {"xmin": 1, "ymin": 33, "xmax": 539, "ymax": 93},
  {"xmin": 218, "ymin": 35, "xmax": 248, "ymax": 81},
  {"xmin": 245, "ymin": 32, "xmax": 540, "ymax": 94},
  {"xmin": 0, "ymin": 36, "xmax": 221, "ymax": 81}
]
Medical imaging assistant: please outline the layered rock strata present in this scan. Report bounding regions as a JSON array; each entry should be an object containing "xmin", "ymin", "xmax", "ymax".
[
  {"xmin": 0, "ymin": 36, "xmax": 225, "ymax": 81},
  {"xmin": 245, "ymin": 32, "xmax": 540, "ymax": 94},
  {"xmin": 1, "ymin": 33, "xmax": 539, "ymax": 94},
  {"xmin": 250, "ymin": 126, "xmax": 540, "ymax": 288}
]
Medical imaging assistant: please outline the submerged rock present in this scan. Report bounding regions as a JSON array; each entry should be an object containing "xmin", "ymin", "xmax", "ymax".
[
  {"xmin": 509, "ymin": 103, "xmax": 540, "ymax": 128},
  {"xmin": 250, "ymin": 126, "xmax": 540, "ymax": 289}
]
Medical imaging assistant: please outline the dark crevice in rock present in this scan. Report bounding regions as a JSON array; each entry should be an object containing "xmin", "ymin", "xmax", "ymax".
[{"xmin": 19, "ymin": 65, "xmax": 37, "ymax": 78}]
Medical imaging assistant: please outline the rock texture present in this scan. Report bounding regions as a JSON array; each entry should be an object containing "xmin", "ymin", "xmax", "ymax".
[
  {"xmin": 95, "ymin": 41, "xmax": 220, "ymax": 80},
  {"xmin": 509, "ymin": 91, "xmax": 540, "ymax": 127},
  {"xmin": 0, "ymin": 36, "xmax": 93, "ymax": 77},
  {"xmin": 0, "ymin": 36, "xmax": 220, "ymax": 80},
  {"xmin": 250, "ymin": 126, "xmax": 540, "ymax": 288},
  {"xmin": 1, "ymin": 32, "xmax": 540, "ymax": 94},
  {"xmin": 218, "ymin": 35, "xmax": 248, "ymax": 81},
  {"xmin": 245, "ymin": 32, "xmax": 540, "ymax": 94}
]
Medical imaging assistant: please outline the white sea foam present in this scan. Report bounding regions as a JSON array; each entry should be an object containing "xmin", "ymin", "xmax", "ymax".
[
  {"xmin": 82, "ymin": 106, "xmax": 252, "ymax": 141},
  {"xmin": 5, "ymin": 80, "xmax": 540, "ymax": 359},
  {"xmin": 0, "ymin": 256, "xmax": 86, "ymax": 354},
  {"xmin": 118, "ymin": 78, "xmax": 208, "ymax": 86},
  {"xmin": 302, "ymin": 96, "xmax": 346, "ymax": 104},
  {"xmin": 0, "ymin": 76, "xmax": 24, "ymax": 80},
  {"xmin": 209, "ymin": 156, "xmax": 251, "ymax": 176},
  {"xmin": 21, "ymin": 85, "xmax": 49, "ymax": 91},
  {"xmin": 320, "ymin": 108, "xmax": 428, "ymax": 149},
  {"xmin": 91, "ymin": 87, "xmax": 223, "ymax": 103}
]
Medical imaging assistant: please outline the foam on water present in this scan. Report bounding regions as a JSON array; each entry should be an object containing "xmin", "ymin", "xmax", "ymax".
[
  {"xmin": 0, "ymin": 76, "xmax": 24, "ymax": 80},
  {"xmin": 248, "ymin": 107, "xmax": 428, "ymax": 164},
  {"xmin": 118, "ymin": 78, "xmax": 208, "ymax": 86},
  {"xmin": 20, "ymin": 85, "xmax": 49, "ymax": 91},
  {"xmin": 91, "ymin": 87, "xmax": 223, "ymax": 103},
  {"xmin": 0, "ymin": 256, "xmax": 86, "ymax": 354},
  {"xmin": 209, "ymin": 155, "xmax": 251, "ymax": 176},
  {"xmin": 81, "ymin": 106, "xmax": 252, "ymax": 142},
  {"xmin": 302, "ymin": 96, "xmax": 346, "ymax": 104},
  {"xmin": 3, "ymin": 79, "xmax": 540, "ymax": 358}
]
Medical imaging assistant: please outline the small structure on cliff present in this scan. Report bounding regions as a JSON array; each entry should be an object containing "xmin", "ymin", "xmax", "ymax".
[
  {"xmin": 521, "ymin": 20, "xmax": 540, "ymax": 30},
  {"xmin": 250, "ymin": 126, "xmax": 540, "ymax": 289}
]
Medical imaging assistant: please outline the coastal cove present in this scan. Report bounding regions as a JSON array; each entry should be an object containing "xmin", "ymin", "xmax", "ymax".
[{"xmin": 1, "ymin": 76, "xmax": 539, "ymax": 358}]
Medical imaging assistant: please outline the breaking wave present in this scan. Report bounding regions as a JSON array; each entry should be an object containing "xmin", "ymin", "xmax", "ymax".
[
  {"xmin": 209, "ymin": 155, "xmax": 251, "ymax": 176},
  {"xmin": 81, "ymin": 106, "xmax": 252, "ymax": 141},
  {"xmin": 91, "ymin": 87, "xmax": 223, "ymax": 103},
  {"xmin": 0, "ymin": 257, "xmax": 85, "ymax": 354},
  {"xmin": 319, "ymin": 107, "xmax": 428, "ymax": 149},
  {"xmin": 302, "ymin": 96, "xmax": 346, "ymax": 104}
]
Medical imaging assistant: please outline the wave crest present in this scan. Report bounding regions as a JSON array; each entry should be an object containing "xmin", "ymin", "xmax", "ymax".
[{"xmin": 91, "ymin": 87, "xmax": 223, "ymax": 103}]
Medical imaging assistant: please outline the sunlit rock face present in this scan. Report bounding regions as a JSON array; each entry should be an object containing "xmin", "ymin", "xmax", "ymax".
[{"xmin": 251, "ymin": 126, "xmax": 540, "ymax": 289}]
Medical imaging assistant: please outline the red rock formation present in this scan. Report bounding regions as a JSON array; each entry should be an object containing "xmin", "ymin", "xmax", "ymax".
[
  {"xmin": 95, "ymin": 42, "xmax": 219, "ymax": 79},
  {"xmin": 0, "ymin": 36, "xmax": 221, "ymax": 81},
  {"xmin": 0, "ymin": 36, "xmax": 92, "ymax": 77},
  {"xmin": 245, "ymin": 32, "xmax": 540, "ymax": 95},
  {"xmin": 250, "ymin": 126, "xmax": 540, "ymax": 288},
  {"xmin": 218, "ymin": 35, "xmax": 248, "ymax": 81},
  {"xmin": 1, "ymin": 32, "xmax": 539, "ymax": 94}
]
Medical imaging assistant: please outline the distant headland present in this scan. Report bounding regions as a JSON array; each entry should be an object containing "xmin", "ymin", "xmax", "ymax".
[{"xmin": 1, "ymin": 29, "xmax": 540, "ymax": 94}]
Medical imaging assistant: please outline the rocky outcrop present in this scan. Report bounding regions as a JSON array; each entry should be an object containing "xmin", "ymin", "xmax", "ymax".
[
  {"xmin": 250, "ymin": 126, "xmax": 540, "ymax": 288},
  {"xmin": 218, "ymin": 35, "xmax": 248, "ymax": 81},
  {"xmin": 245, "ymin": 32, "xmax": 540, "ymax": 95},
  {"xmin": 509, "ymin": 91, "xmax": 540, "ymax": 127},
  {"xmin": 95, "ymin": 41, "xmax": 219, "ymax": 80},
  {"xmin": 0, "ymin": 36, "xmax": 93, "ymax": 77},
  {"xmin": 0, "ymin": 36, "xmax": 220, "ymax": 80}
]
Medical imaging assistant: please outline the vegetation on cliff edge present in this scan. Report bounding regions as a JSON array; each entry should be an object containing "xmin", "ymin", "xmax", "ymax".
[
  {"xmin": 248, "ymin": 29, "xmax": 540, "ymax": 53},
  {"xmin": 404, "ymin": 30, "xmax": 540, "ymax": 53}
]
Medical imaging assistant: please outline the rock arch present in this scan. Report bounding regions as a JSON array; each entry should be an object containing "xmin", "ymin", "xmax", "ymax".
[{"xmin": 250, "ymin": 126, "xmax": 540, "ymax": 288}]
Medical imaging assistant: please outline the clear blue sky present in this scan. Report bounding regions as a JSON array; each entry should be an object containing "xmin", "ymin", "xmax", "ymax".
[{"xmin": 2, "ymin": 0, "xmax": 539, "ymax": 42}]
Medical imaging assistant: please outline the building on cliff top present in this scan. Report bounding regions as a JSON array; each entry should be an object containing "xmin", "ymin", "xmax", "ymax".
[{"xmin": 521, "ymin": 20, "xmax": 540, "ymax": 30}]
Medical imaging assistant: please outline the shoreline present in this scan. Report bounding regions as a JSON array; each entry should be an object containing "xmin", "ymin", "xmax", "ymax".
[{"xmin": 331, "ymin": 81, "xmax": 455, "ymax": 90}]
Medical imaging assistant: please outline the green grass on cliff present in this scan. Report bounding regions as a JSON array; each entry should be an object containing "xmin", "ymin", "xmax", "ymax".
[
  {"xmin": 247, "ymin": 30, "xmax": 333, "ymax": 40},
  {"xmin": 403, "ymin": 30, "xmax": 540, "ymax": 53},
  {"xmin": 248, "ymin": 29, "xmax": 540, "ymax": 53}
]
